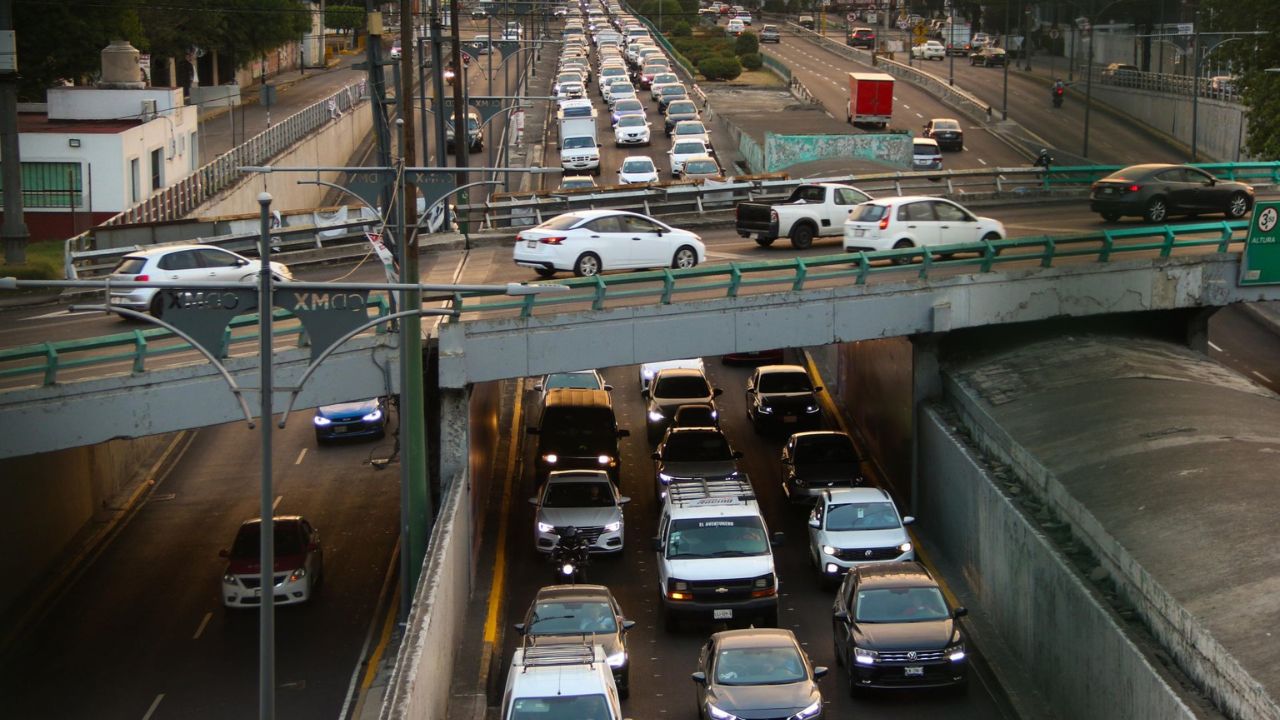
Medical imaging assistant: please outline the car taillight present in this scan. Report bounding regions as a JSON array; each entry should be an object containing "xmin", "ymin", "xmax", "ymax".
[
  {"xmin": 879, "ymin": 215, "xmax": 890, "ymax": 230},
  {"xmin": 539, "ymin": 236, "xmax": 566, "ymax": 245},
  {"xmin": 135, "ymin": 274, "xmax": 149, "ymax": 282},
  {"xmin": 1127, "ymin": 184, "xmax": 1141, "ymax": 193},
  {"xmin": 770, "ymin": 209, "xmax": 778, "ymax": 223}
]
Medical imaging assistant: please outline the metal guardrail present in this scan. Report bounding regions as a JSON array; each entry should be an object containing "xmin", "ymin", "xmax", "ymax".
[
  {"xmin": 0, "ymin": 296, "xmax": 390, "ymax": 387},
  {"xmin": 1, "ymin": 220, "xmax": 1251, "ymax": 388}
]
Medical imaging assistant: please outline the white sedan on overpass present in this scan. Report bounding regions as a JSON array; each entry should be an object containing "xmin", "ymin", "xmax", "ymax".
[
  {"xmin": 911, "ymin": 40, "xmax": 945, "ymax": 60},
  {"xmin": 513, "ymin": 209, "xmax": 705, "ymax": 278}
]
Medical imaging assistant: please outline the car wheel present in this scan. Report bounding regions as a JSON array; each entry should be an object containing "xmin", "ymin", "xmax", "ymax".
[
  {"xmin": 672, "ymin": 245, "xmax": 698, "ymax": 270},
  {"xmin": 149, "ymin": 293, "xmax": 165, "ymax": 319},
  {"xmin": 790, "ymin": 223, "xmax": 816, "ymax": 250},
  {"xmin": 1226, "ymin": 191, "xmax": 1251, "ymax": 219},
  {"xmin": 1143, "ymin": 197, "xmax": 1168, "ymax": 224},
  {"xmin": 892, "ymin": 238, "xmax": 915, "ymax": 265},
  {"xmin": 574, "ymin": 253, "xmax": 602, "ymax": 276},
  {"xmin": 1101, "ymin": 211, "xmax": 1121, "ymax": 222},
  {"xmin": 534, "ymin": 267, "xmax": 557, "ymax": 279},
  {"xmin": 755, "ymin": 236, "xmax": 776, "ymax": 248}
]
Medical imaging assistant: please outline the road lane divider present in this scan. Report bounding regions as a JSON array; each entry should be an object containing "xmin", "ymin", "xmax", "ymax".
[{"xmin": 477, "ymin": 377, "xmax": 525, "ymax": 691}]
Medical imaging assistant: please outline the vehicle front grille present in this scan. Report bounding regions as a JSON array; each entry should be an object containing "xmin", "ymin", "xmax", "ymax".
[
  {"xmin": 833, "ymin": 546, "xmax": 902, "ymax": 561},
  {"xmin": 876, "ymin": 648, "xmax": 947, "ymax": 663},
  {"xmin": 239, "ymin": 574, "xmax": 287, "ymax": 589},
  {"xmin": 685, "ymin": 577, "xmax": 758, "ymax": 603}
]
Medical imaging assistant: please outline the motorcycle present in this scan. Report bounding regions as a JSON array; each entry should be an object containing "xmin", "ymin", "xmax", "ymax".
[
  {"xmin": 549, "ymin": 526, "xmax": 591, "ymax": 584},
  {"xmin": 1052, "ymin": 86, "xmax": 1064, "ymax": 108}
]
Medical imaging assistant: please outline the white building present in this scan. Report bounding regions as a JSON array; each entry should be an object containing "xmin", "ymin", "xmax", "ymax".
[{"xmin": 7, "ymin": 41, "xmax": 199, "ymax": 240}]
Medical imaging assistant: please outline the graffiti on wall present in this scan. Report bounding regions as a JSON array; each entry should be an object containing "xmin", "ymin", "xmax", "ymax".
[
  {"xmin": 738, "ymin": 132, "xmax": 766, "ymax": 175},
  {"xmin": 762, "ymin": 132, "xmax": 912, "ymax": 173}
]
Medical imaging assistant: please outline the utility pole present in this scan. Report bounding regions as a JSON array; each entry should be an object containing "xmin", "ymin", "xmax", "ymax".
[
  {"xmin": 449, "ymin": 0, "xmax": 469, "ymax": 232},
  {"xmin": 0, "ymin": 0, "xmax": 29, "ymax": 264},
  {"xmin": 363, "ymin": 0, "xmax": 393, "ymax": 208},
  {"xmin": 430, "ymin": 0, "xmax": 448, "ymax": 166}
]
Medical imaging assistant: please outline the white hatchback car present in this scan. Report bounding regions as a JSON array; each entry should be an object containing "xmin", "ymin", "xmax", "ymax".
[
  {"xmin": 513, "ymin": 209, "xmax": 705, "ymax": 277},
  {"xmin": 842, "ymin": 196, "xmax": 1006, "ymax": 257},
  {"xmin": 807, "ymin": 487, "xmax": 914, "ymax": 585},
  {"xmin": 617, "ymin": 155, "xmax": 659, "ymax": 184},
  {"xmin": 108, "ymin": 244, "xmax": 293, "ymax": 318}
]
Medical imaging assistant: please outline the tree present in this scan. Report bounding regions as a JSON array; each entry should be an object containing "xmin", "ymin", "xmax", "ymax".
[
  {"xmin": 326, "ymin": 4, "xmax": 365, "ymax": 42},
  {"xmin": 1200, "ymin": 0, "xmax": 1280, "ymax": 159},
  {"xmin": 698, "ymin": 54, "xmax": 741, "ymax": 81},
  {"xmin": 221, "ymin": 0, "xmax": 312, "ymax": 68},
  {"xmin": 735, "ymin": 30, "xmax": 758, "ymax": 56},
  {"xmin": 13, "ymin": 0, "xmax": 138, "ymax": 100}
]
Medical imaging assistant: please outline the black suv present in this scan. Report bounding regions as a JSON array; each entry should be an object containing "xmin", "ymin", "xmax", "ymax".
[
  {"xmin": 744, "ymin": 364, "xmax": 822, "ymax": 434},
  {"xmin": 644, "ymin": 368, "xmax": 722, "ymax": 443},
  {"xmin": 528, "ymin": 388, "xmax": 630, "ymax": 483},
  {"xmin": 832, "ymin": 562, "xmax": 968, "ymax": 692}
]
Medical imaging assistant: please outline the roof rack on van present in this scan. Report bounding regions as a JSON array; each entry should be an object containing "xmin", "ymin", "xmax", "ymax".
[
  {"xmin": 518, "ymin": 641, "xmax": 599, "ymax": 671},
  {"xmin": 666, "ymin": 478, "xmax": 755, "ymax": 506}
]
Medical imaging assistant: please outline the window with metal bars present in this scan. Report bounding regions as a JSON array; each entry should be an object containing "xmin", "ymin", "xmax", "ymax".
[{"xmin": 0, "ymin": 162, "xmax": 84, "ymax": 208}]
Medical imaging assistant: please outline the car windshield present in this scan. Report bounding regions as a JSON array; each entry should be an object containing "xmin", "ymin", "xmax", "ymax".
[
  {"xmin": 856, "ymin": 587, "xmax": 950, "ymax": 623},
  {"xmin": 509, "ymin": 694, "xmax": 611, "ymax": 717},
  {"xmin": 675, "ymin": 123, "xmax": 706, "ymax": 136},
  {"xmin": 668, "ymin": 101, "xmax": 697, "ymax": 115},
  {"xmin": 622, "ymin": 159, "xmax": 653, "ymax": 172},
  {"xmin": 826, "ymin": 501, "xmax": 900, "ymax": 531},
  {"xmin": 616, "ymin": 115, "xmax": 646, "ymax": 127},
  {"xmin": 544, "ymin": 372, "xmax": 601, "ymax": 390},
  {"xmin": 685, "ymin": 160, "xmax": 718, "ymax": 174},
  {"xmin": 653, "ymin": 375, "xmax": 711, "ymax": 399},
  {"xmin": 758, "ymin": 372, "xmax": 812, "ymax": 393},
  {"xmin": 796, "ymin": 435, "xmax": 856, "ymax": 463},
  {"xmin": 563, "ymin": 136, "xmax": 596, "ymax": 149},
  {"xmin": 543, "ymin": 480, "xmax": 615, "ymax": 508},
  {"xmin": 914, "ymin": 143, "xmax": 941, "ymax": 157},
  {"xmin": 529, "ymin": 600, "xmax": 617, "ymax": 634},
  {"xmin": 654, "ymin": 74, "xmax": 678, "ymax": 85},
  {"xmin": 561, "ymin": 179, "xmax": 594, "ymax": 189},
  {"xmin": 673, "ymin": 141, "xmax": 704, "ymax": 154},
  {"xmin": 933, "ymin": 120, "xmax": 960, "ymax": 130},
  {"xmin": 662, "ymin": 86, "xmax": 686, "ymax": 96},
  {"xmin": 714, "ymin": 646, "xmax": 806, "ymax": 686},
  {"xmin": 668, "ymin": 517, "xmax": 768, "ymax": 558},
  {"xmin": 661, "ymin": 431, "xmax": 731, "ymax": 461},
  {"xmin": 615, "ymin": 100, "xmax": 642, "ymax": 112},
  {"xmin": 848, "ymin": 204, "xmax": 887, "ymax": 222},
  {"xmin": 230, "ymin": 522, "xmax": 305, "ymax": 559}
]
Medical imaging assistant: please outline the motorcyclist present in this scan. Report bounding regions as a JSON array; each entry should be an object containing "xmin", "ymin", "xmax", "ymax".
[
  {"xmin": 1033, "ymin": 148, "xmax": 1054, "ymax": 171},
  {"xmin": 1051, "ymin": 78, "xmax": 1066, "ymax": 106}
]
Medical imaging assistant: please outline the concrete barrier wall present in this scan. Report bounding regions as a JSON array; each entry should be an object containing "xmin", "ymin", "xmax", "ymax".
[
  {"xmin": 380, "ymin": 469, "xmax": 473, "ymax": 720},
  {"xmin": 0, "ymin": 433, "xmax": 180, "ymax": 623},
  {"xmin": 944, "ymin": 374, "xmax": 1272, "ymax": 720},
  {"xmin": 195, "ymin": 100, "xmax": 376, "ymax": 217},
  {"xmin": 1084, "ymin": 83, "xmax": 1249, "ymax": 162},
  {"xmin": 916, "ymin": 406, "xmax": 1202, "ymax": 720}
]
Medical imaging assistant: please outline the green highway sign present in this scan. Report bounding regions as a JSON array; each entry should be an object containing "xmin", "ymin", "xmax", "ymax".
[{"xmin": 1241, "ymin": 200, "xmax": 1280, "ymax": 285}]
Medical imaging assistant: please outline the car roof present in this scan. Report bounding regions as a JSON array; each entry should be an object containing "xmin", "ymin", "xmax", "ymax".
[
  {"xmin": 712, "ymin": 627, "xmax": 798, "ymax": 649},
  {"xmin": 755, "ymin": 363, "xmax": 808, "ymax": 376},
  {"xmin": 868, "ymin": 195, "xmax": 946, "ymax": 206},
  {"xmin": 240, "ymin": 515, "xmax": 305, "ymax": 527},
  {"xmin": 124, "ymin": 243, "xmax": 231, "ymax": 258},
  {"xmin": 854, "ymin": 561, "xmax": 936, "ymax": 588},
  {"xmin": 533, "ymin": 584, "xmax": 615, "ymax": 603},
  {"xmin": 913, "ymin": 137, "xmax": 940, "ymax": 147},
  {"xmin": 821, "ymin": 486, "xmax": 892, "ymax": 504},
  {"xmin": 546, "ymin": 469, "xmax": 613, "ymax": 484},
  {"xmin": 542, "ymin": 387, "xmax": 613, "ymax": 409},
  {"xmin": 555, "ymin": 208, "xmax": 657, "ymax": 223},
  {"xmin": 653, "ymin": 367, "xmax": 707, "ymax": 381}
]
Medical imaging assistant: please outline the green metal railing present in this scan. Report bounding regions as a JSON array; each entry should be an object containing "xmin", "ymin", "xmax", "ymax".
[
  {"xmin": 0, "ymin": 296, "xmax": 390, "ymax": 387},
  {"xmin": 761, "ymin": 53, "xmax": 792, "ymax": 82},
  {"xmin": 0, "ymin": 220, "xmax": 1254, "ymax": 389}
]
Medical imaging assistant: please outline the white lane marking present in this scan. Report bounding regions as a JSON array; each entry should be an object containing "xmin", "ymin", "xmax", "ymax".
[
  {"xmin": 273, "ymin": 495, "xmax": 284, "ymax": 511},
  {"xmin": 193, "ymin": 612, "xmax": 213, "ymax": 640},
  {"xmin": 977, "ymin": 158, "xmax": 987, "ymax": 165},
  {"xmin": 23, "ymin": 310, "xmax": 99, "ymax": 320},
  {"xmin": 915, "ymin": 112, "xmax": 923, "ymax": 118},
  {"xmin": 295, "ymin": 448, "xmax": 307, "ymax": 465},
  {"xmin": 1252, "ymin": 370, "xmax": 1272, "ymax": 383},
  {"xmin": 1208, "ymin": 341, "xmax": 1223, "ymax": 353},
  {"xmin": 141, "ymin": 694, "xmax": 165, "ymax": 720}
]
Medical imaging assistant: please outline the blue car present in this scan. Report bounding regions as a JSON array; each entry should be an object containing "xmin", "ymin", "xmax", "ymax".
[{"xmin": 314, "ymin": 398, "xmax": 387, "ymax": 443}]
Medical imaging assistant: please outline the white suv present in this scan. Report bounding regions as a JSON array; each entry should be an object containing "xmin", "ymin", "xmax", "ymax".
[
  {"xmin": 807, "ymin": 487, "xmax": 914, "ymax": 585},
  {"xmin": 502, "ymin": 643, "xmax": 630, "ymax": 720},
  {"xmin": 107, "ymin": 243, "xmax": 293, "ymax": 318},
  {"xmin": 653, "ymin": 479, "xmax": 782, "ymax": 631},
  {"xmin": 530, "ymin": 470, "xmax": 630, "ymax": 555}
]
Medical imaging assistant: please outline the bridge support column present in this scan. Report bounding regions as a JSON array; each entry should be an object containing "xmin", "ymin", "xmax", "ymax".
[
  {"xmin": 910, "ymin": 335, "xmax": 943, "ymax": 518},
  {"xmin": 438, "ymin": 386, "xmax": 470, "ymax": 493},
  {"xmin": 1185, "ymin": 308, "xmax": 1218, "ymax": 356}
]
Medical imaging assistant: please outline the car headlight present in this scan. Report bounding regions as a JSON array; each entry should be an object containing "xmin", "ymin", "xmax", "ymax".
[
  {"xmin": 604, "ymin": 521, "xmax": 622, "ymax": 532},
  {"xmin": 362, "ymin": 408, "xmax": 383, "ymax": 422},
  {"xmin": 898, "ymin": 542, "xmax": 913, "ymax": 554},
  {"xmin": 648, "ymin": 409, "xmax": 664, "ymax": 422},
  {"xmin": 606, "ymin": 650, "xmax": 627, "ymax": 668},
  {"xmin": 853, "ymin": 646, "xmax": 878, "ymax": 665},
  {"xmin": 642, "ymin": 368, "xmax": 656, "ymax": 380},
  {"xmin": 222, "ymin": 573, "xmax": 237, "ymax": 584},
  {"xmin": 707, "ymin": 703, "xmax": 740, "ymax": 720},
  {"xmin": 822, "ymin": 545, "xmax": 837, "ymax": 556},
  {"xmin": 313, "ymin": 415, "xmax": 332, "ymax": 426},
  {"xmin": 758, "ymin": 405, "xmax": 773, "ymax": 414},
  {"xmin": 793, "ymin": 700, "xmax": 822, "ymax": 719},
  {"xmin": 542, "ymin": 453, "xmax": 558, "ymax": 464},
  {"xmin": 805, "ymin": 404, "xmax": 820, "ymax": 414},
  {"xmin": 537, "ymin": 522, "xmax": 554, "ymax": 533},
  {"xmin": 948, "ymin": 643, "xmax": 967, "ymax": 662},
  {"xmin": 597, "ymin": 454, "xmax": 613, "ymax": 466},
  {"xmin": 658, "ymin": 472, "xmax": 673, "ymax": 483},
  {"xmin": 288, "ymin": 568, "xmax": 307, "ymax": 582}
]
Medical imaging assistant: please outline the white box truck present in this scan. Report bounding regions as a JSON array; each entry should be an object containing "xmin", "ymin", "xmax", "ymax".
[{"xmin": 558, "ymin": 99, "xmax": 601, "ymax": 175}]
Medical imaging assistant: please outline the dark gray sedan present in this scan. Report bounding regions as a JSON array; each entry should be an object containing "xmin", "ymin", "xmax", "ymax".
[
  {"xmin": 1089, "ymin": 163, "xmax": 1254, "ymax": 223},
  {"xmin": 692, "ymin": 628, "xmax": 826, "ymax": 720}
]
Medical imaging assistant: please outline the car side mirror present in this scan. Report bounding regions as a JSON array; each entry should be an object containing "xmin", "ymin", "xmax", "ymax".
[
  {"xmin": 651, "ymin": 537, "xmax": 662, "ymax": 551},
  {"xmin": 597, "ymin": 143, "xmax": 603, "ymax": 148},
  {"xmin": 514, "ymin": 622, "xmax": 527, "ymax": 633},
  {"xmin": 619, "ymin": 496, "xmax": 631, "ymax": 504},
  {"xmin": 528, "ymin": 497, "xmax": 539, "ymax": 505},
  {"xmin": 603, "ymin": 384, "xmax": 614, "ymax": 392},
  {"xmin": 623, "ymin": 619, "xmax": 636, "ymax": 631},
  {"xmin": 808, "ymin": 517, "xmax": 820, "ymax": 528},
  {"xmin": 532, "ymin": 383, "xmax": 543, "ymax": 392},
  {"xmin": 526, "ymin": 426, "xmax": 539, "ymax": 435},
  {"xmin": 813, "ymin": 386, "xmax": 823, "ymax": 393},
  {"xmin": 617, "ymin": 429, "xmax": 630, "ymax": 438},
  {"xmin": 954, "ymin": 606, "xmax": 969, "ymax": 618},
  {"xmin": 691, "ymin": 671, "xmax": 707, "ymax": 684},
  {"xmin": 713, "ymin": 387, "xmax": 724, "ymax": 397},
  {"xmin": 813, "ymin": 666, "xmax": 829, "ymax": 679},
  {"xmin": 833, "ymin": 607, "xmax": 849, "ymax": 621},
  {"xmin": 237, "ymin": 258, "xmax": 250, "ymax": 266},
  {"xmin": 219, "ymin": 549, "xmax": 230, "ymax": 558},
  {"xmin": 902, "ymin": 515, "xmax": 915, "ymax": 525},
  {"xmin": 641, "ymin": 389, "xmax": 650, "ymax": 399},
  {"xmin": 732, "ymin": 450, "xmax": 744, "ymax": 459},
  {"xmin": 651, "ymin": 451, "xmax": 661, "ymax": 460},
  {"xmin": 771, "ymin": 531, "xmax": 785, "ymax": 546}
]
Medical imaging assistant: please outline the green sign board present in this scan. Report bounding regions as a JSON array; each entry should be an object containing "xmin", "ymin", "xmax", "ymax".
[{"xmin": 1241, "ymin": 200, "xmax": 1280, "ymax": 285}]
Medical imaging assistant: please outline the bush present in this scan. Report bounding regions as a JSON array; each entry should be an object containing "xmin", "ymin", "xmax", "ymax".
[
  {"xmin": 673, "ymin": 35, "xmax": 733, "ymax": 65},
  {"xmin": 762, "ymin": 0, "xmax": 788, "ymax": 12},
  {"xmin": 735, "ymin": 31, "xmax": 759, "ymax": 56},
  {"xmin": 671, "ymin": 21, "xmax": 691, "ymax": 37},
  {"xmin": 699, "ymin": 54, "xmax": 742, "ymax": 81},
  {"xmin": 739, "ymin": 52, "xmax": 762, "ymax": 70}
]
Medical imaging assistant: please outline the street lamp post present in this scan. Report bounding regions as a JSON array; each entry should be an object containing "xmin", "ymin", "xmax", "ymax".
[{"xmin": 948, "ymin": 2, "xmax": 955, "ymax": 86}]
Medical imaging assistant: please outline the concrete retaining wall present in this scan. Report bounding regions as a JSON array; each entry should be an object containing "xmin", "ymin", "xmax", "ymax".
[
  {"xmin": 195, "ymin": 99, "xmax": 376, "ymax": 217},
  {"xmin": 0, "ymin": 433, "xmax": 179, "ymax": 625},
  {"xmin": 916, "ymin": 406, "xmax": 1204, "ymax": 720},
  {"xmin": 1084, "ymin": 83, "xmax": 1249, "ymax": 162}
]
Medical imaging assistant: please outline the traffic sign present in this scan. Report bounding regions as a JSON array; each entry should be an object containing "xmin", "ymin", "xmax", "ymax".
[
  {"xmin": 1049, "ymin": 27, "xmax": 1061, "ymax": 40},
  {"xmin": 1177, "ymin": 23, "xmax": 1194, "ymax": 36},
  {"xmin": 1241, "ymin": 201, "xmax": 1280, "ymax": 285},
  {"xmin": 913, "ymin": 23, "xmax": 928, "ymax": 38}
]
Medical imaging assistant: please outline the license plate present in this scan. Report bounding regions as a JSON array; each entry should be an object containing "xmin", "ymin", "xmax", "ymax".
[
  {"xmin": 904, "ymin": 666, "xmax": 924, "ymax": 677},
  {"xmin": 783, "ymin": 416, "xmax": 797, "ymax": 423},
  {"xmin": 855, "ymin": 228, "xmax": 866, "ymax": 237},
  {"xmin": 1101, "ymin": 188, "xmax": 1115, "ymax": 195},
  {"xmin": 333, "ymin": 425, "xmax": 348, "ymax": 434},
  {"xmin": 526, "ymin": 239, "xmax": 537, "ymax": 248},
  {"xmin": 713, "ymin": 609, "xmax": 733, "ymax": 620}
]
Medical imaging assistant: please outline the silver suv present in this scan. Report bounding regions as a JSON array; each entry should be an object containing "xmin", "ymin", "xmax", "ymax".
[{"xmin": 107, "ymin": 244, "xmax": 292, "ymax": 319}]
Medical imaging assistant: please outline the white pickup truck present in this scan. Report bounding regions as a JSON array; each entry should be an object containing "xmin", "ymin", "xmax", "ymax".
[{"xmin": 734, "ymin": 183, "xmax": 873, "ymax": 249}]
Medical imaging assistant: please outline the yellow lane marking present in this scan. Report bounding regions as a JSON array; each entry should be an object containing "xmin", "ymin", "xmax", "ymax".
[
  {"xmin": 802, "ymin": 349, "xmax": 962, "ymax": 608},
  {"xmin": 361, "ymin": 586, "xmax": 401, "ymax": 690},
  {"xmin": 478, "ymin": 378, "xmax": 526, "ymax": 683}
]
